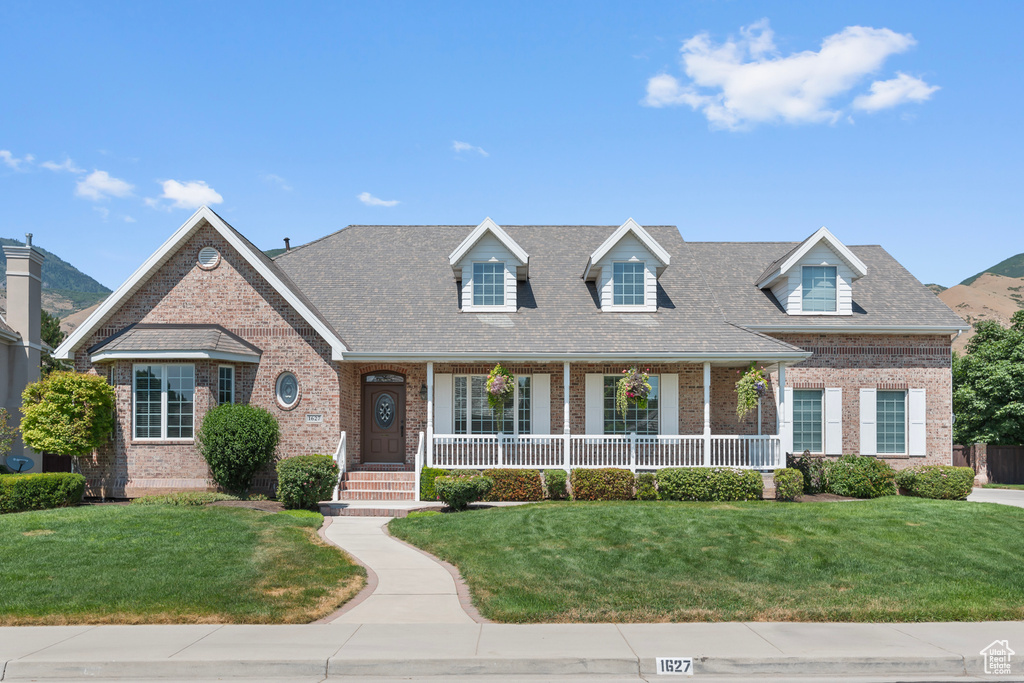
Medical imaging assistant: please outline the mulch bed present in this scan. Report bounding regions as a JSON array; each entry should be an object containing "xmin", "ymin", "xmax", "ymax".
[{"xmin": 795, "ymin": 492, "xmax": 860, "ymax": 502}]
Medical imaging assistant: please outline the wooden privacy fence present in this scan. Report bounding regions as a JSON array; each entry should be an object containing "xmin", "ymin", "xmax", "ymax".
[{"xmin": 954, "ymin": 444, "xmax": 1024, "ymax": 485}]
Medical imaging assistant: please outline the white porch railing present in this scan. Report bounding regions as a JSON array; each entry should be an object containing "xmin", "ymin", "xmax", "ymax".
[
  {"xmin": 431, "ymin": 433, "xmax": 782, "ymax": 471},
  {"xmin": 331, "ymin": 431, "xmax": 347, "ymax": 501},
  {"xmin": 414, "ymin": 431, "xmax": 425, "ymax": 502}
]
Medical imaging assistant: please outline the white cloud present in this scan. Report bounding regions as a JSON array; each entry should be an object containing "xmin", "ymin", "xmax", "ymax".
[
  {"xmin": 643, "ymin": 20, "xmax": 931, "ymax": 130},
  {"xmin": 156, "ymin": 179, "xmax": 224, "ymax": 209},
  {"xmin": 852, "ymin": 72, "xmax": 939, "ymax": 111},
  {"xmin": 0, "ymin": 150, "xmax": 34, "ymax": 170},
  {"xmin": 93, "ymin": 206, "xmax": 110, "ymax": 220},
  {"xmin": 262, "ymin": 173, "xmax": 293, "ymax": 191},
  {"xmin": 452, "ymin": 140, "xmax": 489, "ymax": 157},
  {"xmin": 41, "ymin": 158, "xmax": 85, "ymax": 173},
  {"xmin": 123, "ymin": 215, "xmax": 136, "ymax": 223},
  {"xmin": 358, "ymin": 191, "xmax": 399, "ymax": 207},
  {"xmin": 75, "ymin": 170, "xmax": 134, "ymax": 200}
]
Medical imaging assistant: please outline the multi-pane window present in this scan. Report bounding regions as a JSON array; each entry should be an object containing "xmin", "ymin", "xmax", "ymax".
[
  {"xmin": 877, "ymin": 390, "xmax": 906, "ymax": 454},
  {"xmin": 452, "ymin": 375, "xmax": 530, "ymax": 434},
  {"xmin": 802, "ymin": 265, "xmax": 838, "ymax": 312},
  {"xmin": 603, "ymin": 375, "xmax": 659, "ymax": 435},
  {"xmin": 613, "ymin": 262, "xmax": 645, "ymax": 306},
  {"xmin": 134, "ymin": 364, "xmax": 195, "ymax": 440},
  {"xmin": 792, "ymin": 389, "xmax": 823, "ymax": 453},
  {"xmin": 473, "ymin": 262, "xmax": 505, "ymax": 307},
  {"xmin": 218, "ymin": 366, "xmax": 234, "ymax": 405}
]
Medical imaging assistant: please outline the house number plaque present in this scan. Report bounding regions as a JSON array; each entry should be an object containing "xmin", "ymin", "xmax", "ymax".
[{"xmin": 305, "ymin": 414, "xmax": 324, "ymax": 424}]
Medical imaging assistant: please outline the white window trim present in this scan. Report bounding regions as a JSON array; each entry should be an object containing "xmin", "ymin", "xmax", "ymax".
[
  {"xmin": 792, "ymin": 388, "xmax": 824, "ymax": 454},
  {"xmin": 132, "ymin": 363, "xmax": 196, "ymax": 442},
  {"xmin": 218, "ymin": 365, "xmax": 235, "ymax": 405},
  {"xmin": 464, "ymin": 260, "xmax": 515, "ymax": 313},
  {"xmin": 452, "ymin": 374, "xmax": 531, "ymax": 435},
  {"xmin": 602, "ymin": 373, "xmax": 660, "ymax": 435},
  {"xmin": 601, "ymin": 260, "xmax": 656, "ymax": 312},
  {"xmin": 876, "ymin": 389, "xmax": 908, "ymax": 456},
  {"xmin": 792, "ymin": 264, "xmax": 842, "ymax": 316}
]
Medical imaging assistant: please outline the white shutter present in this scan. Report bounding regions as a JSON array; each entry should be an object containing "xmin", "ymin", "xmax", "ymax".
[
  {"xmin": 533, "ymin": 374, "xmax": 550, "ymax": 434},
  {"xmin": 860, "ymin": 388, "xmax": 877, "ymax": 456},
  {"xmin": 585, "ymin": 374, "xmax": 604, "ymax": 434},
  {"xmin": 434, "ymin": 374, "xmax": 453, "ymax": 434},
  {"xmin": 784, "ymin": 387, "xmax": 794, "ymax": 428},
  {"xmin": 824, "ymin": 388, "xmax": 843, "ymax": 455},
  {"xmin": 660, "ymin": 373, "xmax": 678, "ymax": 435},
  {"xmin": 909, "ymin": 388, "xmax": 926, "ymax": 456}
]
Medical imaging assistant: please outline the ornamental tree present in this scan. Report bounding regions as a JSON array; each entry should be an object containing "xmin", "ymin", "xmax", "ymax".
[
  {"xmin": 953, "ymin": 310, "xmax": 1024, "ymax": 446},
  {"xmin": 20, "ymin": 371, "xmax": 116, "ymax": 457}
]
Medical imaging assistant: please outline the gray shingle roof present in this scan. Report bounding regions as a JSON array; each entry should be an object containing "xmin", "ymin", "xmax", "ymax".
[
  {"xmin": 89, "ymin": 323, "xmax": 262, "ymax": 359},
  {"xmin": 274, "ymin": 226, "xmax": 808, "ymax": 356}
]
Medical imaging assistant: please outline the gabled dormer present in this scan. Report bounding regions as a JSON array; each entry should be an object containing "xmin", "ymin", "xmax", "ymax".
[
  {"xmin": 756, "ymin": 227, "xmax": 867, "ymax": 316},
  {"xmin": 583, "ymin": 218, "xmax": 670, "ymax": 312},
  {"xmin": 449, "ymin": 218, "xmax": 529, "ymax": 312}
]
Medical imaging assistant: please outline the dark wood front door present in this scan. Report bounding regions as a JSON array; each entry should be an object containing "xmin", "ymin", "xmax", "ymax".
[{"xmin": 362, "ymin": 379, "xmax": 405, "ymax": 463}]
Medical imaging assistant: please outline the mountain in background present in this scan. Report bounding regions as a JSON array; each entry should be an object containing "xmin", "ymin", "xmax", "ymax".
[
  {"xmin": 936, "ymin": 252, "xmax": 1024, "ymax": 352},
  {"xmin": 0, "ymin": 236, "xmax": 111, "ymax": 319},
  {"xmin": 960, "ymin": 252, "xmax": 1024, "ymax": 286}
]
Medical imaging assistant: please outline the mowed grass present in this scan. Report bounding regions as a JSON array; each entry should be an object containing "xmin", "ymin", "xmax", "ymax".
[
  {"xmin": 0, "ymin": 505, "xmax": 364, "ymax": 625},
  {"xmin": 983, "ymin": 483, "xmax": 1024, "ymax": 490},
  {"xmin": 390, "ymin": 497, "xmax": 1024, "ymax": 623}
]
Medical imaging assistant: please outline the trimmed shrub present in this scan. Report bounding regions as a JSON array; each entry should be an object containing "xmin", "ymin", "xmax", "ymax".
[
  {"xmin": 544, "ymin": 469, "xmax": 568, "ymax": 500},
  {"xmin": 0, "ymin": 473, "xmax": 85, "ymax": 514},
  {"xmin": 787, "ymin": 452, "xmax": 826, "ymax": 494},
  {"xmin": 482, "ymin": 469, "xmax": 544, "ymax": 502},
  {"xmin": 657, "ymin": 467, "xmax": 763, "ymax": 502},
  {"xmin": 773, "ymin": 468, "xmax": 804, "ymax": 502},
  {"xmin": 420, "ymin": 467, "xmax": 450, "ymax": 501},
  {"xmin": 635, "ymin": 472, "xmax": 658, "ymax": 501},
  {"xmin": 131, "ymin": 492, "xmax": 239, "ymax": 506},
  {"xmin": 824, "ymin": 455, "xmax": 896, "ymax": 499},
  {"xmin": 570, "ymin": 468, "xmax": 635, "ymax": 501},
  {"xmin": 197, "ymin": 403, "xmax": 280, "ymax": 495},
  {"xmin": 276, "ymin": 455, "xmax": 339, "ymax": 510},
  {"xmin": 895, "ymin": 465, "xmax": 975, "ymax": 500},
  {"xmin": 435, "ymin": 475, "xmax": 493, "ymax": 511}
]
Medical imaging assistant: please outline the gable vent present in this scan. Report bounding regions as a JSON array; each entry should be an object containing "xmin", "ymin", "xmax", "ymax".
[{"xmin": 198, "ymin": 247, "xmax": 220, "ymax": 269}]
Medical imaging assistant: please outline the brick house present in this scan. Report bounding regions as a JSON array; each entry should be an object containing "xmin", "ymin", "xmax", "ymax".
[{"xmin": 54, "ymin": 207, "xmax": 967, "ymax": 499}]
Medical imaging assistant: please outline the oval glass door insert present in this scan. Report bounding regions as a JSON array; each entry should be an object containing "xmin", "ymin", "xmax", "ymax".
[{"xmin": 375, "ymin": 393, "xmax": 395, "ymax": 429}]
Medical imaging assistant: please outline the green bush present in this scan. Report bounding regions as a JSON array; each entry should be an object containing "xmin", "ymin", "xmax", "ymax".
[
  {"xmin": 483, "ymin": 469, "xmax": 544, "ymax": 501},
  {"xmin": 787, "ymin": 453, "xmax": 826, "ymax": 494},
  {"xmin": 657, "ymin": 467, "xmax": 763, "ymax": 502},
  {"xmin": 435, "ymin": 475, "xmax": 493, "ymax": 511},
  {"xmin": 773, "ymin": 468, "xmax": 804, "ymax": 502},
  {"xmin": 570, "ymin": 468, "xmax": 635, "ymax": 501},
  {"xmin": 196, "ymin": 403, "xmax": 280, "ymax": 495},
  {"xmin": 276, "ymin": 455, "xmax": 339, "ymax": 510},
  {"xmin": 895, "ymin": 465, "xmax": 975, "ymax": 500},
  {"xmin": 824, "ymin": 455, "xmax": 896, "ymax": 499},
  {"xmin": 635, "ymin": 472, "xmax": 658, "ymax": 501},
  {"xmin": 0, "ymin": 473, "xmax": 86, "ymax": 514},
  {"xmin": 543, "ymin": 470, "xmax": 568, "ymax": 500},
  {"xmin": 420, "ymin": 467, "xmax": 450, "ymax": 501},
  {"xmin": 130, "ymin": 491, "xmax": 239, "ymax": 506}
]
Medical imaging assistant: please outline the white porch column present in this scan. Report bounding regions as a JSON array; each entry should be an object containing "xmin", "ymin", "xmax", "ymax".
[
  {"xmin": 777, "ymin": 363, "xmax": 792, "ymax": 457},
  {"xmin": 562, "ymin": 361, "xmax": 570, "ymax": 434},
  {"xmin": 703, "ymin": 361, "xmax": 711, "ymax": 466},
  {"xmin": 426, "ymin": 362, "xmax": 434, "ymax": 467}
]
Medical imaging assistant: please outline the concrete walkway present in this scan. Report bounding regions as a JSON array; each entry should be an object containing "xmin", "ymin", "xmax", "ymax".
[
  {"xmin": 968, "ymin": 486, "xmax": 1024, "ymax": 509},
  {"xmin": 322, "ymin": 516, "xmax": 476, "ymax": 624}
]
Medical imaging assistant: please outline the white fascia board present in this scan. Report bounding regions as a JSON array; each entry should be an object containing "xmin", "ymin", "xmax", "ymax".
[
  {"xmin": 743, "ymin": 324, "xmax": 969, "ymax": 334},
  {"xmin": 90, "ymin": 349, "xmax": 261, "ymax": 364},
  {"xmin": 583, "ymin": 218, "xmax": 670, "ymax": 280},
  {"xmin": 341, "ymin": 350, "xmax": 812, "ymax": 363},
  {"xmin": 448, "ymin": 217, "xmax": 529, "ymax": 275},
  {"xmin": 756, "ymin": 226, "xmax": 868, "ymax": 289},
  {"xmin": 54, "ymin": 206, "xmax": 350, "ymax": 362}
]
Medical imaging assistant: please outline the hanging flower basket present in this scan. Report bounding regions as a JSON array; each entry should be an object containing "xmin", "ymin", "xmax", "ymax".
[
  {"xmin": 735, "ymin": 363, "xmax": 767, "ymax": 420},
  {"xmin": 616, "ymin": 367, "xmax": 652, "ymax": 419},
  {"xmin": 486, "ymin": 363, "xmax": 515, "ymax": 413}
]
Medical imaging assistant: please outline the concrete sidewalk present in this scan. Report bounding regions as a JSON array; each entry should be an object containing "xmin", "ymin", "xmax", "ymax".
[
  {"xmin": 969, "ymin": 486, "xmax": 1024, "ymax": 509},
  {"xmin": 1, "ymin": 621, "xmax": 1023, "ymax": 680}
]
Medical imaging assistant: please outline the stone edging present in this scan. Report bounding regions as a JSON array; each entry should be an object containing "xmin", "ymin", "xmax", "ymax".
[{"xmin": 313, "ymin": 516, "xmax": 380, "ymax": 624}]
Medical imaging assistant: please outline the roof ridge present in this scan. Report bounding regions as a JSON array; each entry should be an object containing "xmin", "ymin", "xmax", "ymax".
[{"xmin": 273, "ymin": 225, "xmax": 350, "ymax": 260}]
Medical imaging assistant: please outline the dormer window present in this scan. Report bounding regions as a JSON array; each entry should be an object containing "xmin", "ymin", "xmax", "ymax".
[
  {"xmin": 473, "ymin": 262, "xmax": 505, "ymax": 307},
  {"xmin": 583, "ymin": 219, "xmax": 670, "ymax": 313},
  {"xmin": 613, "ymin": 262, "xmax": 645, "ymax": 306},
  {"xmin": 801, "ymin": 265, "xmax": 837, "ymax": 312}
]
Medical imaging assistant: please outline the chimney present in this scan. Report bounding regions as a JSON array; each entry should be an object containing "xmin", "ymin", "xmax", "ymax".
[{"xmin": 284, "ymin": 238, "xmax": 291, "ymax": 251}]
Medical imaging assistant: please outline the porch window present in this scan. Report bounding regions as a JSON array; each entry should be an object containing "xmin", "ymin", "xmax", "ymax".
[
  {"xmin": 792, "ymin": 389, "xmax": 823, "ymax": 453},
  {"xmin": 877, "ymin": 390, "xmax": 906, "ymax": 454},
  {"xmin": 802, "ymin": 265, "xmax": 837, "ymax": 312},
  {"xmin": 133, "ymin": 364, "xmax": 195, "ymax": 440},
  {"xmin": 473, "ymin": 262, "xmax": 505, "ymax": 307},
  {"xmin": 218, "ymin": 366, "xmax": 234, "ymax": 405},
  {"xmin": 603, "ymin": 375, "xmax": 658, "ymax": 434},
  {"xmin": 613, "ymin": 262, "xmax": 645, "ymax": 306},
  {"xmin": 453, "ymin": 374, "xmax": 531, "ymax": 434}
]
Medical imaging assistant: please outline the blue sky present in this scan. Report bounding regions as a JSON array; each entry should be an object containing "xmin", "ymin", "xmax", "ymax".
[{"xmin": 1, "ymin": 1, "xmax": 1021, "ymax": 290}]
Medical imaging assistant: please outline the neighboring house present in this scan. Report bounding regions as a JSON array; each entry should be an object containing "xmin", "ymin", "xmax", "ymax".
[
  {"xmin": 53, "ymin": 207, "xmax": 967, "ymax": 499},
  {"xmin": 1, "ymin": 236, "xmax": 44, "ymax": 471}
]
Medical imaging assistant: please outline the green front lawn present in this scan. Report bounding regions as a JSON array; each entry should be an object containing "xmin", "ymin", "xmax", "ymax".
[
  {"xmin": 983, "ymin": 483, "xmax": 1024, "ymax": 490},
  {"xmin": 390, "ymin": 497, "xmax": 1024, "ymax": 623},
  {"xmin": 0, "ymin": 505, "xmax": 364, "ymax": 625}
]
